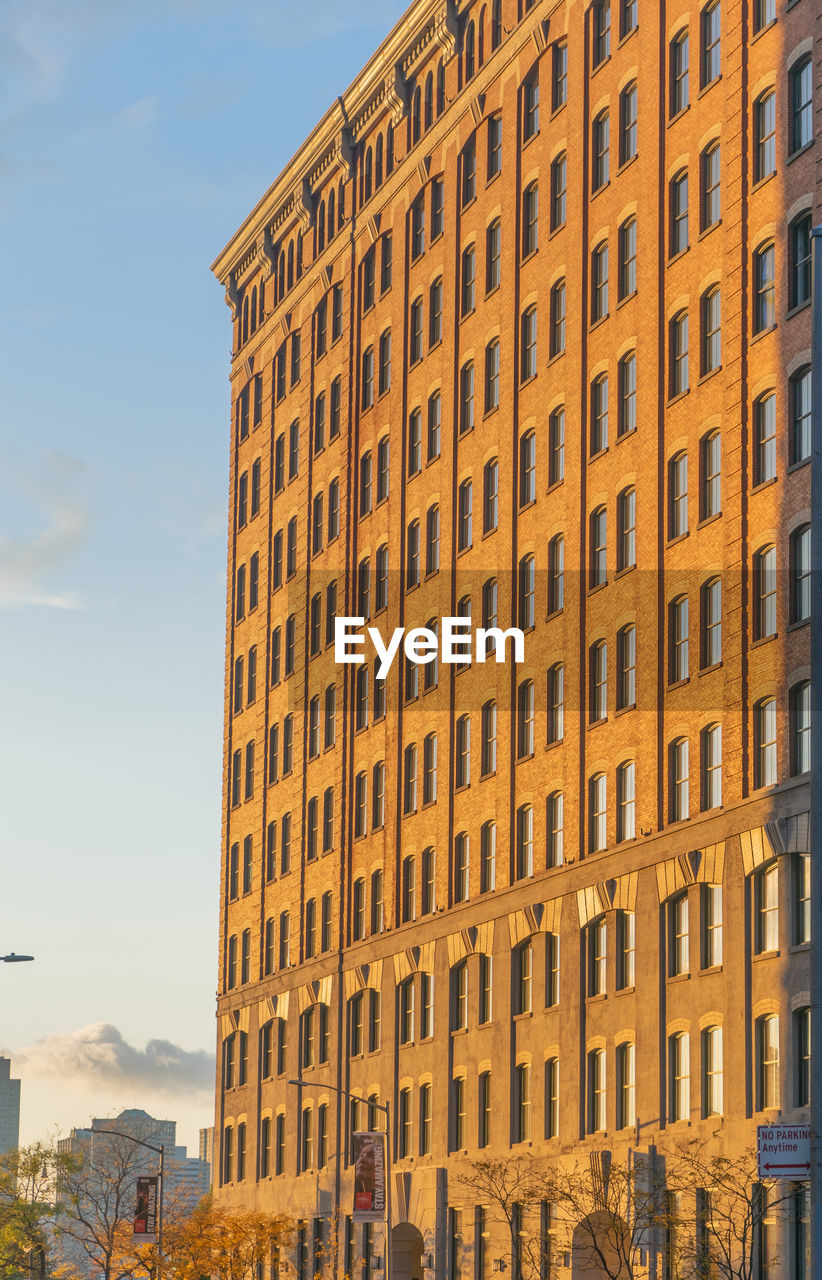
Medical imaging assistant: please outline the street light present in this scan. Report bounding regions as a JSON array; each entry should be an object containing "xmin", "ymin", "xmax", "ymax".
[
  {"xmin": 288, "ymin": 1079, "xmax": 392, "ymax": 1280},
  {"xmin": 90, "ymin": 1128, "xmax": 165, "ymax": 1280}
]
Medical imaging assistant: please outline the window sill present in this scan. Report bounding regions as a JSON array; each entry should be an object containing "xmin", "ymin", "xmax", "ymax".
[
  {"xmin": 616, "ymin": 290, "xmax": 637, "ymax": 310},
  {"xmin": 667, "ymin": 531, "xmax": 689, "ymax": 547},
  {"xmin": 786, "ymin": 299, "xmax": 812, "ymax": 321},
  {"xmin": 521, "ymin": 247, "xmax": 539, "ymax": 266},
  {"xmin": 788, "ymin": 618, "xmax": 810, "ymax": 634},
  {"xmin": 614, "ymin": 703, "xmax": 636, "ymax": 718},
  {"xmin": 700, "ymin": 965, "xmax": 723, "ymax": 976},
  {"xmin": 522, "ymin": 130, "xmax": 540, "ymax": 149},
  {"xmin": 751, "ymin": 17, "xmax": 777, "ymax": 41},
  {"xmin": 615, "ymin": 984, "xmax": 636, "ymax": 996},
  {"xmin": 698, "ymin": 219, "xmax": 721, "ymax": 242},
  {"xmin": 520, "ymin": 372, "xmax": 538, "ymax": 389},
  {"xmin": 547, "ymin": 348, "xmax": 565, "ymax": 366},
  {"xmin": 698, "ymin": 365, "xmax": 722, "ymax": 387},
  {"xmin": 486, "ymin": 282, "xmax": 501, "ymax": 300},
  {"xmin": 667, "ymin": 104, "xmax": 690, "ymax": 128},
  {"xmin": 548, "ymin": 222, "xmax": 566, "ymax": 240},
  {"xmin": 429, "ymin": 336, "xmax": 443, "ymax": 353},
  {"xmin": 481, "ymin": 526, "xmax": 498, "ymax": 541},
  {"xmin": 545, "ymin": 739, "xmax": 563, "ymax": 753},
  {"xmin": 614, "ymin": 563, "xmax": 636, "ymax": 579},
  {"xmin": 751, "ymin": 633, "xmax": 777, "ymax": 649},
  {"xmin": 753, "ymin": 949, "xmax": 780, "ymax": 962},
  {"xmin": 546, "ymin": 479, "xmax": 564, "ymax": 495},
  {"xmin": 698, "ymin": 74, "xmax": 722, "ymax": 99},
  {"xmin": 590, "ymin": 312, "xmax": 610, "ymax": 333},
  {"xmin": 787, "ymin": 140, "xmax": 815, "ymax": 165},
  {"xmin": 667, "ymin": 972, "xmax": 690, "ymax": 984},
  {"xmin": 751, "ymin": 475, "xmax": 777, "ymax": 494},
  {"xmin": 668, "ymin": 245, "xmax": 690, "ymax": 266},
  {"xmin": 589, "ymin": 445, "xmax": 609, "ymax": 462},
  {"xmin": 699, "ymin": 661, "xmax": 723, "ymax": 677},
  {"xmin": 668, "ymin": 677, "xmax": 690, "ymax": 692},
  {"xmin": 787, "ymin": 456, "xmax": 811, "ymax": 475},
  {"xmin": 588, "ymin": 717, "xmax": 607, "ymax": 729},
  {"xmin": 590, "ymin": 180, "xmax": 610, "ymax": 201},
  {"xmin": 617, "ymin": 153, "xmax": 638, "ymax": 177},
  {"xmin": 668, "ymin": 388, "xmax": 690, "ymax": 407},
  {"xmin": 586, "ymin": 993, "xmax": 607, "ymax": 1005},
  {"xmin": 790, "ymin": 942, "xmax": 810, "ymax": 955},
  {"xmin": 697, "ymin": 512, "xmax": 722, "ymax": 530},
  {"xmin": 588, "ymin": 581, "xmax": 608, "ymax": 596}
]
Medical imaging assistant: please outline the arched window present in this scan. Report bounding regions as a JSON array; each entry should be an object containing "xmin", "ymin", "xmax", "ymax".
[
  {"xmin": 590, "ymin": 507, "xmax": 607, "ymax": 587},
  {"xmin": 317, "ymin": 201, "xmax": 326, "ymax": 254},
  {"xmin": 548, "ymin": 536, "xmax": 564, "ymax": 614},
  {"xmin": 424, "ymin": 73, "xmax": 434, "ymax": 131},
  {"xmin": 491, "ymin": 0, "xmax": 503, "ymax": 50},
  {"xmin": 753, "ymin": 241, "xmax": 775, "ymax": 333},
  {"xmin": 364, "ymin": 147, "xmax": 373, "ymax": 201},
  {"xmin": 465, "ymin": 20, "xmax": 476, "ymax": 81},
  {"xmin": 518, "ymin": 554, "xmax": 535, "ymax": 629},
  {"xmin": 327, "ymin": 189, "xmax": 335, "ymax": 241},
  {"xmin": 753, "ymin": 545, "xmax": 777, "ymax": 640},
  {"xmin": 517, "ymin": 680, "xmax": 535, "ymax": 758},
  {"xmin": 355, "ymin": 666, "xmax": 369, "ymax": 730},
  {"xmin": 412, "ymin": 86, "xmax": 421, "ymax": 144}
]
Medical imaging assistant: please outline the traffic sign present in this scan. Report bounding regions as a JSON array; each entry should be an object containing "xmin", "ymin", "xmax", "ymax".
[{"xmin": 757, "ymin": 1124, "xmax": 811, "ymax": 1179}]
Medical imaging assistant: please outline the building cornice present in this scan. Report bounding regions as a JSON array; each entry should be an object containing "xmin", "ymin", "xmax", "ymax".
[{"xmin": 211, "ymin": 0, "xmax": 455, "ymax": 287}]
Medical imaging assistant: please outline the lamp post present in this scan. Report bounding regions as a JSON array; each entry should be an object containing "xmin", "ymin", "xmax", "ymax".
[
  {"xmin": 90, "ymin": 1129, "xmax": 165, "ymax": 1280},
  {"xmin": 288, "ymin": 1079, "xmax": 392, "ymax": 1280}
]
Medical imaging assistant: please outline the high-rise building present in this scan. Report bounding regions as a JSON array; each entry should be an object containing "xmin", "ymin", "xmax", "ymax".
[
  {"xmin": 211, "ymin": 0, "xmax": 817, "ymax": 1274},
  {"xmin": 0, "ymin": 1058, "xmax": 21, "ymax": 1154},
  {"xmin": 58, "ymin": 1109, "xmax": 210, "ymax": 1207}
]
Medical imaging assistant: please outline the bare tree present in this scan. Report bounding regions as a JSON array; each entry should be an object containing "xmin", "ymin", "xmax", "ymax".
[
  {"xmin": 457, "ymin": 1155, "xmax": 545, "ymax": 1278},
  {"xmin": 670, "ymin": 1137, "xmax": 795, "ymax": 1280},
  {"xmin": 52, "ymin": 1131, "xmax": 158, "ymax": 1280}
]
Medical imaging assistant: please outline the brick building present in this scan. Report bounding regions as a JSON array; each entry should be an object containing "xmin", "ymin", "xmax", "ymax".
[{"xmin": 211, "ymin": 1, "xmax": 818, "ymax": 1275}]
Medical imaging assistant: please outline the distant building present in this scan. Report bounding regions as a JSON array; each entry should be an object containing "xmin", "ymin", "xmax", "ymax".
[
  {"xmin": 0, "ymin": 1058, "xmax": 21, "ymax": 1154},
  {"xmin": 58, "ymin": 1108, "xmax": 210, "ymax": 1211},
  {"xmin": 198, "ymin": 1127, "xmax": 214, "ymax": 1193}
]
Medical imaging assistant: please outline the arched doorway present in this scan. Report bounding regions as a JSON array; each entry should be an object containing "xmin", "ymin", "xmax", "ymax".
[
  {"xmin": 392, "ymin": 1222, "xmax": 424, "ymax": 1280},
  {"xmin": 572, "ymin": 1212, "xmax": 627, "ymax": 1279}
]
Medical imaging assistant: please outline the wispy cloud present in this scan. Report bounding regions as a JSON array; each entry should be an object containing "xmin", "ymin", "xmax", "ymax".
[
  {"xmin": 16, "ymin": 1023, "xmax": 214, "ymax": 1096},
  {"xmin": 0, "ymin": 451, "xmax": 90, "ymax": 610}
]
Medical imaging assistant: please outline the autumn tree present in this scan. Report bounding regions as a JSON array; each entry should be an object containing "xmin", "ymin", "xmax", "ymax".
[
  {"xmin": 0, "ymin": 1143, "xmax": 73, "ymax": 1280},
  {"xmin": 161, "ymin": 1197, "xmax": 291, "ymax": 1280}
]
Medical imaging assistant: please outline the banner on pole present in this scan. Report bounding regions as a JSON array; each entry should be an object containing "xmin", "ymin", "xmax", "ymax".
[
  {"xmin": 352, "ymin": 1132, "xmax": 386, "ymax": 1222},
  {"xmin": 133, "ymin": 1175, "xmax": 159, "ymax": 1240}
]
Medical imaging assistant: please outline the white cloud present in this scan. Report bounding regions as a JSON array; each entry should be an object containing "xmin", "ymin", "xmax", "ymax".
[{"xmin": 16, "ymin": 1023, "xmax": 215, "ymax": 1096}]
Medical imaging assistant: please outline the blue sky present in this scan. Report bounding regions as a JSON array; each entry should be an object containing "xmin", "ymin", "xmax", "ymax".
[{"xmin": 0, "ymin": 0, "xmax": 408, "ymax": 1152}]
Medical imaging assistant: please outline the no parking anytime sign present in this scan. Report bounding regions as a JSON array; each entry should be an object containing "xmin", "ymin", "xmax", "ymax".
[{"xmin": 757, "ymin": 1124, "xmax": 811, "ymax": 1179}]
